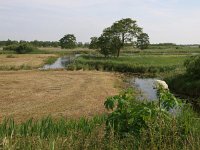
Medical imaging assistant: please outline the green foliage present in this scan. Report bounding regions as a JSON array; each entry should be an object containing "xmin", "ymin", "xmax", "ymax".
[
  {"xmin": 102, "ymin": 18, "xmax": 143, "ymax": 57},
  {"xmin": 89, "ymin": 37, "xmax": 99, "ymax": 49},
  {"xmin": 59, "ymin": 34, "xmax": 76, "ymax": 49},
  {"xmin": 157, "ymin": 86, "xmax": 182, "ymax": 111},
  {"xmin": 3, "ymin": 44, "xmax": 18, "ymax": 51},
  {"xmin": 104, "ymin": 88, "xmax": 182, "ymax": 137},
  {"xmin": 30, "ymin": 40, "xmax": 60, "ymax": 47},
  {"xmin": 166, "ymin": 74, "xmax": 200, "ymax": 97},
  {"xmin": 71, "ymin": 55, "xmax": 185, "ymax": 74},
  {"xmin": 44, "ymin": 56, "xmax": 58, "ymax": 65},
  {"xmin": 0, "ymin": 115, "xmax": 105, "ymax": 139},
  {"xmin": 15, "ymin": 43, "xmax": 35, "ymax": 54},
  {"xmin": 3, "ymin": 43, "xmax": 35, "ymax": 54},
  {"xmin": 98, "ymin": 32, "xmax": 122, "ymax": 57},
  {"xmin": 136, "ymin": 33, "xmax": 150, "ymax": 50},
  {"xmin": 184, "ymin": 55, "xmax": 200, "ymax": 79},
  {"xmin": 0, "ymin": 90, "xmax": 199, "ymax": 149},
  {"xmin": 109, "ymin": 18, "xmax": 143, "ymax": 45}
]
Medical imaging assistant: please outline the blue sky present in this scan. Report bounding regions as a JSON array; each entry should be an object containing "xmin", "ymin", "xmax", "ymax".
[{"xmin": 0, "ymin": 0, "xmax": 200, "ymax": 44}]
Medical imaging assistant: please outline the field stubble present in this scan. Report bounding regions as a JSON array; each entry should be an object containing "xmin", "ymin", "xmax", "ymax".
[
  {"xmin": 0, "ymin": 70, "xmax": 121, "ymax": 122},
  {"xmin": 0, "ymin": 54, "xmax": 56, "ymax": 70}
]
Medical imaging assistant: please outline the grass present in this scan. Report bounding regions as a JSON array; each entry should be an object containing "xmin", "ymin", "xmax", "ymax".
[
  {"xmin": 0, "ymin": 91, "xmax": 199, "ymax": 149},
  {"xmin": 164, "ymin": 55, "xmax": 200, "ymax": 110},
  {"xmin": 0, "ymin": 70, "xmax": 121, "ymax": 122},
  {"xmin": 166, "ymin": 73, "xmax": 200, "ymax": 112},
  {"xmin": 122, "ymin": 46, "xmax": 200, "ymax": 55},
  {"xmin": 33, "ymin": 47, "xmax": 96, "ymax": 55},
  {"xmin": 166, "ymin": 74, "xmax": 200, "ymax": 97},
  {"xmin": 68, "ymin": 55, "xmax": 187, "ymax": 74},
  {"xmin": 43, "ymin": 56, "xmax": 58, "ymax": 65},
  {"xmin": 0, "ymin": 54, "xmax": 57, "ymax": 70}
]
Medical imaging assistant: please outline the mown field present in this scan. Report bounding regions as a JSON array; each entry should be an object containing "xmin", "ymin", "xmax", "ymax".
[
  {"xmin": 0, "ymin": 54, "xmax": 57, "ymax": 70},
  {"xmin": 0, "ymin": 70, "xmax": 121, "ymax": 122}
]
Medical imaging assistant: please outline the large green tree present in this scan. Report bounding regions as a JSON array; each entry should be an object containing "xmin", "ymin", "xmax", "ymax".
[
  {"xmin": 136, "ymin": 33, "xmax": 150, "ymax": 50},
  {"xmin": 59, "ymin": 34, "xmax": 76, "ymax": 49},
  {"xmin": 98, "ymin": 31, "xmax": 122, "ymax": 57},
  {"xmin": 104, "ymin": 18, "xmax": 143, "ymax": 57},
  {"xmin": 89, "ymin": 37, "xmax": 99, "ymax": 49}
]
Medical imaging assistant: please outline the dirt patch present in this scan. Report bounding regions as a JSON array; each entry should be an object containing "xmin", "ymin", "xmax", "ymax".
[
  {"xmin": 0, "ymin": 54, "xmax": 56, "ymax": 69},
  {"xmin": 0, "ymin": 70, "xmax": 121, "ymax": 122}
]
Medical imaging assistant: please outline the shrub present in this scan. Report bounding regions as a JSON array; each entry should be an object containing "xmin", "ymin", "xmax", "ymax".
[
  {"xmin": 184, "ymin": 55, "xmax": 200, "ymax": 79},
  {"xmin": 66, "ymin": 64, "xmax": 75, "ymax": 71},
  {"xmin": 3, "ymin": 43, "xmax": 35, "ymax": 54},
  {"xmin": 15, "ymin": 43, "xmax": 35, "ymax": 54},
  {"xmin": 3, "ymin": 44, "xmax": 18, "ymax": 51}
]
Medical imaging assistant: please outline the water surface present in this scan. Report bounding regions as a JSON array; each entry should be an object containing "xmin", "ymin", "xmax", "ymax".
[
  {"xmin": 42, "ymin": 56, "xmax": 71, "ymax": 70},
  {"xmin": 130, "ymin": 78, "xmax": 158, "ymax": 101}
]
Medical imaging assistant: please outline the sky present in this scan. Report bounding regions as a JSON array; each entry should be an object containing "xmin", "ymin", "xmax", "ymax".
[{"xmin": 0, "ymin": 0, "xmax": 200, "ymax": 44}]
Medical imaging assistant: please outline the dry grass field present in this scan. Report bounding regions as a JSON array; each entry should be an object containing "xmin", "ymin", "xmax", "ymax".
[
  {"xmin": 0, "ymin": 54, "xmax": 56, "ymax": 70},
  {"xmin": 0, "ymin": 70, "xmax": 121, "ymax": 122}
]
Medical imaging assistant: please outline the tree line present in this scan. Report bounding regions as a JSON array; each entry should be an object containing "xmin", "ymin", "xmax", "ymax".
[
  {"xmin": 1, "ymin": 18, "xmax": 150, "ymax": 56},
  {"xmin": 0, "ymin": 39, "xmax": 89, "ymax": 48}
]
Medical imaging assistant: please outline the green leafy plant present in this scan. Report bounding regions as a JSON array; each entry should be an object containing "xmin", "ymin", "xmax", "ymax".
[
  {"xmin": 157, "ymin": 87, "xmax": 182, "ymax": 111},
  {"xmin": 104, "ymin": 88, "xmax": 183, "ymax": 137}
]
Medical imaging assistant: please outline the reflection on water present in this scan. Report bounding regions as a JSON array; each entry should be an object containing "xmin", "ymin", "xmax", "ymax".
[
  {"xmin": 130, "ymin": 77, "xmax": 181, "ymax": 115},
  {"xmin": 41, "ymin": 56, "xmax": 71, "ymax": 70},
  {"xmin": 130, "ymin": 78, "xmax": 158, "ymax": 101}
]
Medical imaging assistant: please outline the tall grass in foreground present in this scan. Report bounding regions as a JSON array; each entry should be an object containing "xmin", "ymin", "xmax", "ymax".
[{"xmin": 0, "ymin": 89, "xmax": 200, "ymax": 149}]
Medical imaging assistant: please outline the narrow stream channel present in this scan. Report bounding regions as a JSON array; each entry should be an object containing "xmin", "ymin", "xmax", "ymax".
[
  {"xmin": 41, "ymin": 54, "xmax": 81, "ymax": 70},
  {"xmin": 130, "ymin": 78, "xmax": 159, "ymax": 101},
  {"xmin": 42, "ymin": 56, "xmax": 71, "ymax": 70},
  {"xmin": 130, "ymin": 77, "xmax": 182, "ymax": 115}
]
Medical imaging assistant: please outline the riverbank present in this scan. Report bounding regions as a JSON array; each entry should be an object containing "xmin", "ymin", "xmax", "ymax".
[{"xmin": 67, "ymin": 55, "xmax": 186, "ymax": 74}]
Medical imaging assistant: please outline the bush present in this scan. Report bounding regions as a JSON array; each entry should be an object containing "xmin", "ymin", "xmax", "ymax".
[
  {"xmin": 3, "ymin": 44, "xmax": 18, "ymax": 51},
  {"xmin": 3, "ymin": 43, "xmax": 35, "ymax": 54},
  {"xmin": 184, "ymin": 55, "xmax": 200, "ymax": 79},
  {"xmin": 15, "ymin": 43, "xmax": 35, "ymax": 54}
]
